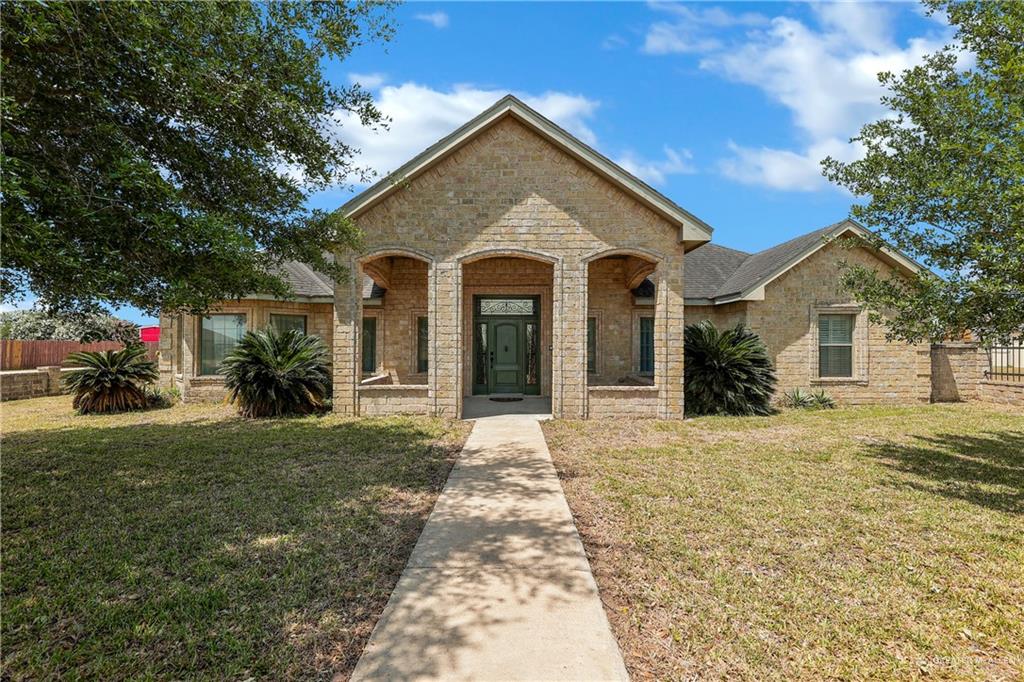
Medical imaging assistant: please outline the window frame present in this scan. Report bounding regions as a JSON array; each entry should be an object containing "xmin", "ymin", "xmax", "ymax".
[
  {"xmin": 637, "ymin": 315, "xmax": 655, "ymax": 376},
  {"xmin": 586, "ymin": 316, "xmax": 598, "ymax": 374},
  {"xmin": 810, "ymin": 304, "xmax": 867, "ymax": 384},
  {"xmin": 416, "ymin": 315, "xmax": 429, "ymax": 374},
  {"xmin": 361, "ymin": 316, "xmax": 377, "ymax": 374},
  {"xmin": 817, "ymin": 314, "xmax": 855, "ymax": 378},
  {"xmin": 268, "ymin": 313, "xmax": 307, "ymax": 335},
  {"xmin": 198, "ymin": 312, "xmax": 248, "ymax": 376}
]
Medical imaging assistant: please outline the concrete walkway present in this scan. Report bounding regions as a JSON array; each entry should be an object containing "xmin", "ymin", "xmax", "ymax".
[{"xmin": 350, "ymin": 414, "xmax": 628, "ymax": 681}]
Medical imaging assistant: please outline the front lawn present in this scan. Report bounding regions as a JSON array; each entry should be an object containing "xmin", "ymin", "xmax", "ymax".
[
  {"xmin": 1, "ymin": 396, "xmax": 470, "ymax": 680},
  {"xmin": 544, "ymin": 403, "xmax": 1024, "ymax": 680}
]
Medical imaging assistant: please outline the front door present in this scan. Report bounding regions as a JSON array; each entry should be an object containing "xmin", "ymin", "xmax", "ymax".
[
  {"xmin": 489, "ymin": 319, "xmax": 523, "ymax": 393},
  {"xmin": 472, "ymin": 296, "xmax": 541, "ymax": 396}
]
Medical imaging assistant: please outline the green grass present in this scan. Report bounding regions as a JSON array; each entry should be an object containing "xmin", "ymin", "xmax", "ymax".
[
  {"xmin": 544, "ymin": 403, "xmax": 1024, "ymax": 681},
  {"xmin": 1, "ymin": 396, "xmax": 470, "ymax": 680}
]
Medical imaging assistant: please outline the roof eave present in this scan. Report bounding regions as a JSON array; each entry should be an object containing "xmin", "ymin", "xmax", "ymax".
[{"xmin": 340, "ymin": 95, "xmax": 714, "ymax": 242}]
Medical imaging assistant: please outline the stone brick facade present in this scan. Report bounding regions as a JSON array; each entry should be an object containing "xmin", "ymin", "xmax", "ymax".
[
  {"xmin": 930, "ymin": 343, "xmax": 985, "ymax": 402},
  {"xmin": 978, "ymin": 380, "xmax": 1024, "ymax": 405},
  {"xmin": 161, "ymin": 299, "xmax": 333, "ymax": 402},
  {"xmin": 1, "ymin": 366, "xmax": 66, "ymax": 401},
  {"xmin": 683, "ymin": 243, "xmax": 933, "ymax": 406},
  {"xmin": 338, "ymin": 115, "xmax": 688, "ymax": 419}
]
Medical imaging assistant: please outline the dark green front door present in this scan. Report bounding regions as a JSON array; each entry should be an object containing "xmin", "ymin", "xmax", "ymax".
[
  {"xmin": 472, "ymin": 295, "xmax": 540, "ymax": 396},
  {"xmin": 489, "ymin": 319, "xmax": 523, "ymax": 393}
]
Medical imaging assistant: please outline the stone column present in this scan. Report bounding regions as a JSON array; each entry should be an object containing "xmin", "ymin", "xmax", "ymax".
[
  {"xmin": 38, "ymin": 366, "xmax": 63, "ymax": 396},
  {"xmin": 332, "ymin": 254, "xmax": 362, "ymax": 416},
  {"xmin": 552, "ymin": 257, "xmax": 587, "ymax": 419},
  {"xmin": 158, "ymin": 313, "xmax": 175, "ymax": 388},
  {"xmin": 654, "ymin": 255, "xmax": 685, "ymax": 419},
  {"xmin": 429, "ymin": 259, "xmax": 461, "ymax": 418}
]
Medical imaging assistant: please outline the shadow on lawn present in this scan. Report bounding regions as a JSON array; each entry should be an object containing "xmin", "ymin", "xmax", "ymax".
[
  {"xmin": 2, "ymin": 416, "xmax": 464, "ymax": 679},
  {"xmin": 863, "ymin": 429, "xmax": 1024, "ymax": 515}
]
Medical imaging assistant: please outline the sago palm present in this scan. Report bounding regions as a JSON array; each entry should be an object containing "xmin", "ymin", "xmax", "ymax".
[
  {"xmin": 684, "ymin": 321, "xmax": 777, "ymax": 416},
  {"xmin": 221, "ymin": 327, "xmax": 331, "ymax": 418},
  {"xmin": 63, "ymin": 344, "xmax": 159, "ymax": 414}
]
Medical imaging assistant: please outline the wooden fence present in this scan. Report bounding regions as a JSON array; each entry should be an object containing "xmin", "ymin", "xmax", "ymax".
[{"xmin": 0, "ymin": 340, "xmax": 159, "ymax": 371}]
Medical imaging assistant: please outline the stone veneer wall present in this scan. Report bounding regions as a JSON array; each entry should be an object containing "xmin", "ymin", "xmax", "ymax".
[
  {"xmin": 160, "ymin": 299, "xmax": 333, "ymax": 402},
  {"xmin": 978, "ymin": 380, "xmax": 1024, "ymax": 405},
  {"xmin": 365, "ymin": 257, "xmax": 429, "ymax": 385},
  {"xmin": 745, "ymin": 242, "xmax": 931, "ymax": 405},
  {"xmin": 1, "ymin": 366, "xmax": 66, "ymax": 401},
  {"xmin": 587, "ymin": 386, "xmax": 659, "ymax": 418},
  {"xmin": 358, "ymin": 385, "xmax": 431, "ymax": 415},
  {"xmin": 587, "ymin": 257, "xmax": 655, "ymax": 384},
  {"xmin": 930, "ymin": 343, "xmax": 985, "ymax": 402},
  {"xmin": 340, "ymin": 115, "xmax": 688, "ymax": 419},
  {"xmin": 461, "ymin": 257, "xmax": 553, "ymax": 397}
]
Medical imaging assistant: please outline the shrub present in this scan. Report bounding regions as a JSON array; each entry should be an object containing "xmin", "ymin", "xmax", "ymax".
[
  {"xmin": 63, "ymin": 345, "xmax": 159, "ymax": 414},
  {"xmin": 221, "ymin": 327, "xmax": 331, "ymax": 418},
  {"xmin": 782, "ymin": 388, "xmax": 815, "ymax": 409},
  {"xmin": 782, "ymin": 388, "xmax": 837, "ymax": 410},
  {"xmin": 810, "ymin": 389, "xmax": 837, "ymax": 409},
  {"xmin": 684, "ymin": 321, "xmax": 777, "ymax": 416},
  {"xmin": 144, "ymin": 385, "xmax": 180, "ymax": 409}
]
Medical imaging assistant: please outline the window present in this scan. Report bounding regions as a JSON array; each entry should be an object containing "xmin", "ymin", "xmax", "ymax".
[
  {"xmin": 175, "ymin": 314, "xmax": 183, "ymax": 374},
  {"xmin": 639, "ymin": 316, "xmax": 655, "ymax": 375},
  {"xmin": 587, "ymin": 317, "xmax": 597, "ymax": 373},
  {"xmin": 479, "ymin": 298, "xmax": 535, "ymax": 315},
  {"xmin": 819, "ymin": 314, "xmax": 854, "ymax": 377},
  {"xmin": 269, "ymin": 313, "xmax": 306, "ymax": 335},
  {"xmin": 200, "ymin": 314, "xmax": 246, "ymax": 375},
  {"xmin": 416, "ymin": 316, "xmax": 429, "ymax": 373},
  {"xmin": 362, "ymin": 317, "xmax": 377, "ymax": 373}
]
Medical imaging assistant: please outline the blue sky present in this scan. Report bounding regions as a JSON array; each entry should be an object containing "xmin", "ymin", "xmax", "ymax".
[{"xmin": 12, "ymin": 1, "xmax": 956, "ymax": 325}]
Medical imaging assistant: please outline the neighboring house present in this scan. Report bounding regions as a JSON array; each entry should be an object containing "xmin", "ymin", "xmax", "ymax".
[{"xmin": 159, "ymin": 95, "xmax": 930, "ymax": 418}]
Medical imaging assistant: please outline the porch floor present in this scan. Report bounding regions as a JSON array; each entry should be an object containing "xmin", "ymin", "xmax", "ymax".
[{"xmin": 461, "ymin": 396, "xmax": 552, "ymax": 420}]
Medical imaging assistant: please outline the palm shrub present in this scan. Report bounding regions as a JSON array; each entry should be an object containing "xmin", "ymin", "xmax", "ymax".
[
  {"xmin": 684, "ymin": 321, "xmax": 777, "ymax": 416},
  {"xmin": 63, "ymin": 344, "xmax": 159, "ymax": 414},
  {"xmin": 221, "ymin": 327, "xmax": 331, "ymax": 418},
  {"xmin": 810, "ymin": 389, "xmax": 837, "ymax": 409}
]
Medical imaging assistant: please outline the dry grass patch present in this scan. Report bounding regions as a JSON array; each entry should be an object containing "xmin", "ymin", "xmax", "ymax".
[
  {"xmin": 544, "ymin": 403, "xmax": 1024, "ymax": 681},
  {"xmin": 2, "ymin": 396, "xmax": 470, "ymax": 680}
]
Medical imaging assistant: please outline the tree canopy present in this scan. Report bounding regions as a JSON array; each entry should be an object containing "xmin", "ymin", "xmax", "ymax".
[
  {"xmin": 823, "ymin": 0, "xmax": 1023, "ymax": 344},
  {"xmin": 0, "ymin": 310, "xmax": 139, "ymax": 344},
  {"xmin": 2, "ymin": 1, "xmax": 393, "ymax": 316}
]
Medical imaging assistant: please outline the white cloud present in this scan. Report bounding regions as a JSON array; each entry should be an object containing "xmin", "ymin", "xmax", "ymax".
[
  {"xmin": 642, "ymin": 4, "xmax": 766, "ymax": 55},
  {"xmin": 415, "ymin": 11, "xmax": 449, "ymax": 29},
  {"xmin": 718, "ymin": 137, "xmax": 859, "ymax": 192},
  {"xmin": 347, "ymin": 72, "xmax": 387, "ymax": 90},
  {"xmin": 332, "ymin": 83, "xmax": 600, "ymax": 182},
  {"xmin": 674, "ymin": 6, "xmax": 958, "ymax": 191},
  {"xmin": 616, "ymin": 147, "xmax": 695, "ymax": 185}
]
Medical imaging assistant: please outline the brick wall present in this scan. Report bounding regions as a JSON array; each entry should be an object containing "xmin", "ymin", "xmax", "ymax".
[
  {"xmin": 345, "ymin": 115, "xmax": 688, "ymax": 419},
  {"xmin": 745, "ymin": 242, "xmax": 931, "ymax": 405},
  {"xmin": 978, "ymin": 380, "xmax": 1024, "ymax": 405},
  {"xmin": 162, "ymin": 299, "xmax": 334, "ymax": 402},
  {"xmin": 930, "ymin": 343, "xmax": 985, "ymax": 402},
  {"xmin": 358, "ymin": 386, "xmax": 431, "ymax": 415},
  {"xmin": 587, "ymin": 386, "xmax": 659, "ymax": 418},
  {"xmin": 1, "ymin": 366, "xmax": 66, "ymax": 401}
]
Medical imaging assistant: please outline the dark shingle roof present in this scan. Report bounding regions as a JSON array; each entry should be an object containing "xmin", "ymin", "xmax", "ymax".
[
  {"xmin": 683, "ymin": 221, "xmax": 849, "ymax": 301},
  {"xmin": 684, "ymin": 243, "xmax": 751, "ymax": 299},
  {"xmin": 272, "ymin": 261, "xmax": 334, "ymax": 298}
]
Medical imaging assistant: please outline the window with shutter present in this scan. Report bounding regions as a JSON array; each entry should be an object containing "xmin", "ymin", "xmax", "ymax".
[{"xmin": 818, "ymin": 314, "xmax": 854, "ymax": 377}]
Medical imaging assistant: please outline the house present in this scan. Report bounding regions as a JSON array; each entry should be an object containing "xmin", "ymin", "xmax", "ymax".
[{"xmin": 159, "ymin": 95, "xmax": 931, "ymax": 418}]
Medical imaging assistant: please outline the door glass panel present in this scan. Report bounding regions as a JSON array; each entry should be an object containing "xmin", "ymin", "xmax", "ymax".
[
  {"xmin": 474, "ymin": 322, "xmax": 488, "ymax": 387},
  {"xmin": 639, "ymin": 316, "xmax": 655, "ymax": 374},
  {"xmin": 480, "ymin": 298, "xmax": 535, "ymax": 315},
  {"xmin": 526, "ymin": 322, "xmax": 538, "ymax": 386}
]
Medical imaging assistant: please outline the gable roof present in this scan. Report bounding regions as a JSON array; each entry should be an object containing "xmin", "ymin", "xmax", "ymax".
[
  {"xmin": 684, "ymin": 219, "xmax": 927, "ymax": 304},
  {"xmin": 340, "ymin": 94, "xmax": 713, "ymax": 247}
]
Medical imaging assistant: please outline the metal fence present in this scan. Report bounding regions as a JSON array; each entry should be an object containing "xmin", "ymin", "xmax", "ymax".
[
  {"xmin": 986, "ymin": 345, "xmax": 1024, "ymax": 382},
  {"xmin": 0, "ymin": 340, "xmax": 159, "ymax": 371}
]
